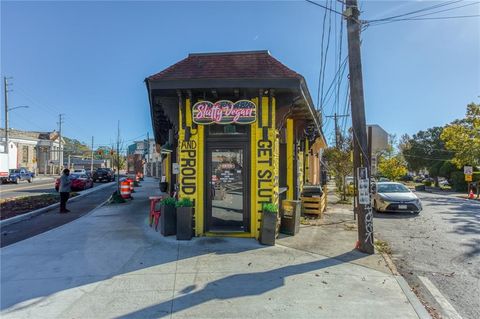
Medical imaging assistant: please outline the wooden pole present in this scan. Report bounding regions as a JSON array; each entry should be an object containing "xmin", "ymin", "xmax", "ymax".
[{"xmin": 346, "ymin": 0, "xmax": 374, "ymax": 254}]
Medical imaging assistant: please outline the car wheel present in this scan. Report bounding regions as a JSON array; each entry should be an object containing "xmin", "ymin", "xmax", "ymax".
[{"xmin": 28, "ymin": 178, "xmax": 32, "ymax": 183}]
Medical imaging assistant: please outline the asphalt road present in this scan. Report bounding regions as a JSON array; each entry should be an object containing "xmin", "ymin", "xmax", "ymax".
[
  {"xmin": 0, "ymin": 178, "xmax": 105, "ymax": 200},
  {"xmin": 374, "ymin": 191, "xmax": 480, "ymax": 319},
  {"xmin": 0, "ymin": 182, "xmax": 117, "ymax": 248}
]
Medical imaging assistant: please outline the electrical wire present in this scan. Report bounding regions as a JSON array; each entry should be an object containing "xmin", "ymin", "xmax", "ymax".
[
  {"xmin": 370, "ymin": 14, "xmax": 479, "ymax": 24},
  {"xmin": 316, "ymin": 0, "xmax": 329, "ymax": 110},
  {"xmin": 365, "ymin": 0, "xmax": 464, "ymax": 23},
  {"xmin": 305, "ymin": 0, "xmax": 346, "ymax": 17},
  {"xmin": 320, "ymin": 0, "xmax": 334, "ymax": 110}
]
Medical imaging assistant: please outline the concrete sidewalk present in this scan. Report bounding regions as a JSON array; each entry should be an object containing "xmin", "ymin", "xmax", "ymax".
[{"xmin": 1, "ymin": 178, "xmax": 427, "ymax": 319}]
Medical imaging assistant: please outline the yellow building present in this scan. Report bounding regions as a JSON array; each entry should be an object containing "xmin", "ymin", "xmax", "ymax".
[{"xmin": 145, "ymin": 51, "xmax": 326, "ymax": 239}]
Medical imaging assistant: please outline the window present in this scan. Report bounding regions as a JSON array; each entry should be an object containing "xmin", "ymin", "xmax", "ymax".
[
  {"xmin": 22, "ymin": 146, "xmax": 29, "ymax": 163},
  {"xmin": 208, "ymin": 124, "xmax": 247, "ymax": 135}
]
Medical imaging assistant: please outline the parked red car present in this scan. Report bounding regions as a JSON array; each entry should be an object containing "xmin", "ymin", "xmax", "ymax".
[{"xmin": 55, "ymin": 174, "xmax": 94, "ymax": 191}]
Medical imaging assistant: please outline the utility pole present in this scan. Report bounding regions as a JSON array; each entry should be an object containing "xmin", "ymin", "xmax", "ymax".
[
  {"xmin": 146, "ymin": 131, "xmax": 149, "ymax": 176},
  {"xmin": 91, "ymin": 136, "xmax": 94, "ymax": 173},
  {"xmin": 3, "ymin": 77, "xmax": 8, "ymax": 154},
  {"xmin": 116, "ymin": 120, "xmax": 120, "ymax": 192},
  {"xmin": 325, "ymin": 113, "xmax": 349, "ymax": 148},
  {"xmin": 58, "ymin": 114, "xmax": 64, "ymax": 174},
  {"xmin": 345, "ymin": 0, "xmax": 374, "ymax": 254}
]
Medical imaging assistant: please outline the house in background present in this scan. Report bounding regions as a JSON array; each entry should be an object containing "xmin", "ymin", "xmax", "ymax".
[
  {"xmin": 127, "ymin": 138, "xmax": 162, "ymax": 178},
  {"xmin": 0, "ymin": 128, "xmax": 63, "ymax": 174}
]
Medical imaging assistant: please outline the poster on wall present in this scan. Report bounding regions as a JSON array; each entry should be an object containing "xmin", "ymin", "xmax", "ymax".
[{"xmin": 192, "ymin": 100, "xmax": 256, "ymax": 125}]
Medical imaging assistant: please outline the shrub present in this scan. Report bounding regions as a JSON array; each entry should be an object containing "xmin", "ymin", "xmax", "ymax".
[
  {"xmin": 161, "ymin": 197, "xmax": 177, "ymax": 207},
  {"xmin": 423, "ymin": 180, "xmax": 433, "ymax": 187},
  {"xmin": 451, "ymin": 171, "xmax": 467, "ymax": 192},
  {"xmin": 262, "ymin": 203, "xmax": 278, "ymax": 214},
  {"xmin": 176, "ymin": 198, "xmax": 193, "ymax": 208}
]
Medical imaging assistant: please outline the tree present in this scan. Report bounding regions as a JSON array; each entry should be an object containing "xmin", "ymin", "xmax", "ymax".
[
  {"xmin": 63, "ymin": 137, "xmax": 91, "ymax": 158},
  {"xmin": 441, "ymin": 103, "xmax": 480, "ymax": 168},
  {"xmin": 401, "ymin": 126, "xmax": 452, "ymax": 172},
  {"xmin": 322, "ymin": 132, "xmax": 353, "ymax": 200},
  {"xmin": 401, "ymin": 126, "xmax": 453, "ymax": 186},
  {"xmin": 377, "ymin": 156, "xmax": 408, "ymax": 181}
]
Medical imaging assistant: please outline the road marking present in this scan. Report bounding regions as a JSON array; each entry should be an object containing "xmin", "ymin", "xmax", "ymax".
[
  {"xmin": 418, "ymin": 276, "xmax": 463, "ymax": 319},
  {"xmin": 1, "ymin": 182, "xmax": 54, "ymax": 193}
]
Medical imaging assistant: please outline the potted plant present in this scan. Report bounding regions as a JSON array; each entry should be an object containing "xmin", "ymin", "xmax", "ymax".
[
  {"xmin": 260, "ymin": 203, "xmax": 278, "ymax": 245},
  {"xmin": 160, "ymin": 197, "xmax": 177, "ymax": 236},
  {"xmin": 159, "ymin": 181, "xmax": 168, "ymax": 193},
  {"xmin": 176, "ymin": 198, "xmax": 194, "ymax": 240}
]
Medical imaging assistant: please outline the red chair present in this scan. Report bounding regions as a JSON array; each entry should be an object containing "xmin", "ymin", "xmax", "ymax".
[{"xmin": 149, "ymin": 196, "xmax": 164, "ymax": 230}]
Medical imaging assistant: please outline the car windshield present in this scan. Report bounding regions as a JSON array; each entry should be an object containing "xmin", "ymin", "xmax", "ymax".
[
  {"xmin": 378, "ymin": 183, "xmax": 410, "ymax": 193},
  {"xmin": 70, "ymin": 174, "xmax": 82, "ymax": 179},
  {"xmin": 10, "ymin": 169, "xmax": 20, "ymax": 173}
]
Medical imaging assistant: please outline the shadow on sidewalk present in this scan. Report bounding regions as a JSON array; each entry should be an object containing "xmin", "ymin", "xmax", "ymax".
[{"xmin": 116, "ymin": 250, "xmax": 364, "ymax": 319}]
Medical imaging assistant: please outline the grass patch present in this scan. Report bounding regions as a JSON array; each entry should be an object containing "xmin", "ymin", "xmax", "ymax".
[
  {"xmin": 1, "ymin": 193, "xmax": 76, "ymax": 220},
  {"xmin": 374, "ymin": 239, "xmax": 392, "ymax": 255}
]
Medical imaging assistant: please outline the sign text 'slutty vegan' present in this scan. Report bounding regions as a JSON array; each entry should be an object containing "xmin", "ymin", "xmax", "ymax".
[{"xmin": 192, "ymin": 100, "xmax": 256, "ymax": 125}]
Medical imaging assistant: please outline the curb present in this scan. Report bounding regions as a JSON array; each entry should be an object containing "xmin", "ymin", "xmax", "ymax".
[
  {"xmin": 0, "ymin": 182, "xmax": 116, "ymax": 228},
  {"xmin": 380, "ymin": 253, "xmax": 431, "ymax": 319},
  {"xmin": 395, "ymin": 275, "xmax": 432, "ymax": 319}
]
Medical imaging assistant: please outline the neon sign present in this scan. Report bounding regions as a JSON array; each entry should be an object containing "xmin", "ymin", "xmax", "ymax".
[{"xmin": 192, "ymin": 100, "xmax": 256, "ymax": 125}]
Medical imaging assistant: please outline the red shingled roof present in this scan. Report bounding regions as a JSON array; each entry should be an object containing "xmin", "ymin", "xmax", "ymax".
[{"xmin": 148, "ymin": 51, "xmax": 302, "ymax": 81}]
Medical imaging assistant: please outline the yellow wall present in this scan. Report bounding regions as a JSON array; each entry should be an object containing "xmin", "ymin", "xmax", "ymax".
[
  {"xmin": 178, "ymin": 98, "xmax": 204, "ymax": 236},
  {"xmin": 286, "ymin": 119, "xmax": 294, "ymax": 200},
  {"xmin": 250, "ymin": 96, "xmax": 278, "ymax": 239}
]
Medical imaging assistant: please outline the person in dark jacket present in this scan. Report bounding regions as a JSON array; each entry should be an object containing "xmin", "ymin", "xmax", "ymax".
[{"xmin": 59, "ymin": 168, "xmax": 71, "ymax": 213}]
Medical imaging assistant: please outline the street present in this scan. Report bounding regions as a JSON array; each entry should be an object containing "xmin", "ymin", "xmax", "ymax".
[
  {"xmin": 0, "ymin": 178, "xmax": 57, "ymax": 199},
  {"xmin": 0, "ymin": 178, "xmax": 108, "ymax": 200},
  {"xmin": 374, "ymin": 191, "xmax": 480, "ymax": 319}
]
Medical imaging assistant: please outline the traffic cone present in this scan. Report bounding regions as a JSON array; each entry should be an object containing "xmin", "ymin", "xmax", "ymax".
[{"xmin": 468, "ymin": 189, "xmax": 475, "ymax": 199}]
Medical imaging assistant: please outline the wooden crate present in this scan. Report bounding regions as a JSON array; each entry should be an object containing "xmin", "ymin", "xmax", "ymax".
[
  {"xmin": 301, "ymin": 189, "xmax": 327, "ymax": 216},
  {"xmin": 301, "ymin": 196, "xmax": 323, "ymax": 216}
]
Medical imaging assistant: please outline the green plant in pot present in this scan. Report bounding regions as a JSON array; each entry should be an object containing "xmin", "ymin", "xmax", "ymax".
[
  {"xmin": 260, "ymin": 203, "xmax": 278, "ymax": 246},
  {"xmin": 160, "ymin": 197, "xmax": 177, "ymax": 236},
  {"xmin": 176, "ymin": 198, "xmax": 194, "ymax": 240}
]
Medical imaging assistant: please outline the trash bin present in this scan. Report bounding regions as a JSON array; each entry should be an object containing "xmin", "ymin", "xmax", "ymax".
[
  {"xmin": 301, "ymin": 185, "xmax": 323, "ymax": 197},
  {"xmin": 280, "ymin": 200, "xmax": 301, "ymax": 236}
]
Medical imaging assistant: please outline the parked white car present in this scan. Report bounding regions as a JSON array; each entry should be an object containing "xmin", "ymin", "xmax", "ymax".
[
  {"xmin": 72, "ymin": 169, "xmax": 87, "ymax": 175},
  {"xmin": 372, "ymin": 182, "xmax": 422, "ymax": 214}
]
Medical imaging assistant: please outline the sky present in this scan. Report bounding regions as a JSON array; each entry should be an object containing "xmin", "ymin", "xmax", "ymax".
[{"xmin": 1, "ymin": 0, "xmax": 479, "ymax": 149}]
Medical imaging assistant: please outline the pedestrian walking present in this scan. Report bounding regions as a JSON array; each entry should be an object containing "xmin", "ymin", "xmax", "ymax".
[{"xmin": 59, "ymin": 168, "xmax": 71, "ymax": 213}]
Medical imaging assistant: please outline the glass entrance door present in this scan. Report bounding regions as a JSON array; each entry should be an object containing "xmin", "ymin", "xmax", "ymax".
[{"xmin": 206, "ymin": 146, "xmax": 248, "ymax": 232}]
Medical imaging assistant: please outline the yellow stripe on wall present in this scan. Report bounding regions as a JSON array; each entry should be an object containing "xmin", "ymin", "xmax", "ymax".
[{"xmin": 286, "ymin": 118, "xmax": 294, "ymax": 200}]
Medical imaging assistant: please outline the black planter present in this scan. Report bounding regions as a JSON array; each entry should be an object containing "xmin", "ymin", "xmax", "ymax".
[
  {"xmin": 160, "ymin": 182, "xmax": 169, "ymax": 193},
  {"xmin": 280, "ymin": 200, "xmax": 301, "ymax": 236},
  {"xmin": 160, "ymin": 205, "xmax": 176, "ymax": 236},
  {"xmin": 260, "ymin": 211, "xmax": 278, "ymax": 245},
  {"xmin": 176, "ymin": 207, "xmax": 193, "ymax": 240}
]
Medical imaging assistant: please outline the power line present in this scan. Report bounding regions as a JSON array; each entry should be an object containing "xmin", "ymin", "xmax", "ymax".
[
  {"xmin": 364, "ymin": 0, "xmax": 464, "ymax": 23},
  {"xmin": 316, "ymin": 0, "xmax": 330, "ymax": 110},
  {"xmin": 321, "ymin": 0, "xmax": 334, "ymax": 110},
  {"xmin": 371, "ymin": 14, "xmax": 480, "ymax": 23},
  {"xmin": 305, "ymin": 0, "xmax": 346, "ymax": 17}
]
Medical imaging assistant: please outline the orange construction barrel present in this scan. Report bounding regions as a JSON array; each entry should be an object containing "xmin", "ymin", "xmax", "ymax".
[
  {"xmin": 127, "ymin": 178, "xmax": 134, "ymax": 192},
  {"xmin": 120, "ymin": 181, "xmax": 131, "ymax": 199}
]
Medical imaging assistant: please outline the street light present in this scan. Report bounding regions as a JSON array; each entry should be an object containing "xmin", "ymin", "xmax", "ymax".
[
  {"xmin": 8, "ymin": 105, "xmax": 29, "ymax": 112},
  {"xmin": 4, "ymin": 105, "xmax": 29, "ymax": 155}
]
